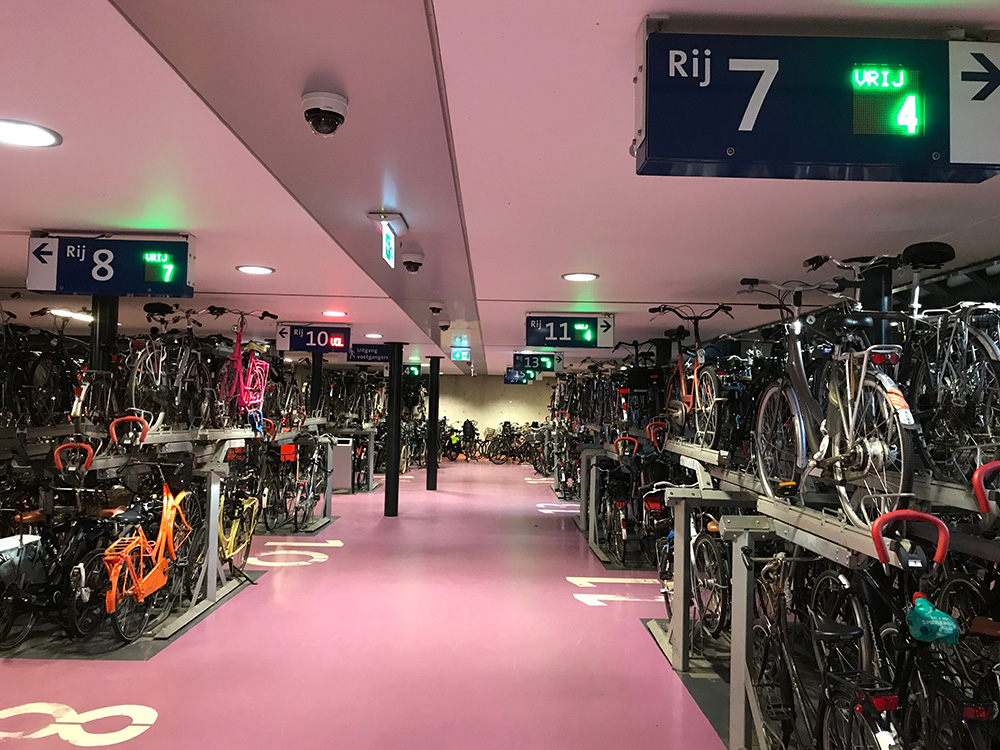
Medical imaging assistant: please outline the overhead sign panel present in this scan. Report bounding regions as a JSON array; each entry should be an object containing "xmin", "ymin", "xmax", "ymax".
[
  {"xmin": 27, "ymin": 236, "xmax": 193, "ymax": 297},
  {"xmin": 525, "ymin": 314, "xmax": 613, "ymax": 349},
  {"xmin": 277, "ymin": 323, "xmax": 351, "ymax": 353},
  {"xmin": 504, "ymin": 368, "xmax": 530, "ymax": 385},
  {"xmin": 451, "ymin": 347, "xmax": 472, "ymax": 362},
  {"xmin": 635, "ymin": 29, "xmax": 1000, "ymax": 182},
  {"xmin": 513, "ymin": 353, "xmax": 562, "ymax": 371}
]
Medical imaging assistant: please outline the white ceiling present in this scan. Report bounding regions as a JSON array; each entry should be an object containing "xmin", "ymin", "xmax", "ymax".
[{"xmin": 2, "ymin": 1, "xmax": 1000, "ymax": 374}]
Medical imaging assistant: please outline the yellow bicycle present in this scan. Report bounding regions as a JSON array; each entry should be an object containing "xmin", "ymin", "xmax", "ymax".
[{"xmin": 218, "ymin": 490, "xmax": 258, "ymax": 573}]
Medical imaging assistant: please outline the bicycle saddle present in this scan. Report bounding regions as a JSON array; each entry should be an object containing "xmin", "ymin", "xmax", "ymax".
[
  {"xmin": 970, "ymin": 616, "xmax": 1000, "ymax": 640},
  {"xmin": 664, "ymin": 325, "xmax": 690, "ymax": 341},
  {"xmin": 143, "ymin": 302, "xmax": 174, "ymax": 316},
  {"xmin": 812, "ymin": 618, "xmax": 864, "ymax": 643},
  {"xmin": 825, "ymin": 314, "xmax": 874, "ymax": 331},
  {"xmin": 901, "ymin": 241, "xmax": 954, "ymax": 270},
  {"xmin": 12, "ymin": 509, "xmax": 45, "ymax": 525}
]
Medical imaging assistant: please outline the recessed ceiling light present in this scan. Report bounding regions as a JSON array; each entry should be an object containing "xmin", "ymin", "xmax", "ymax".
[
  {"xmin": 562, "ymin": 272, "xmax": 599, "ymax": 282},
  {"xmin": 236, "ymin": 265, "xmax": 275, "ymax": 275},
  {"xmin": 408, "ymin": 356, "xmax": 421, "ymax": 362},
  {"xmin": 283, "ymin": 357, "xmax": 293, "ymax": 363},
  {"xmin": 0, "ymin": 119, "xmax": 62, "ymax": 147},
  {"xmin": 51, "ymin": 309, "xmax": 94, "ymax": 322},
  {"xmin": 323, "ymin": 310, "xmax": 347, "ymax": 317},
  {"xmin": 365, "ymin": 333, "xmax": 383, "ymax": 339}
]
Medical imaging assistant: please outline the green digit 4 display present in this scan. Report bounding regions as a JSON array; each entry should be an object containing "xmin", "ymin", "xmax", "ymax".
[{"xmin": 852, "ymin": 65, "xmax": 923, "ymax": 136}]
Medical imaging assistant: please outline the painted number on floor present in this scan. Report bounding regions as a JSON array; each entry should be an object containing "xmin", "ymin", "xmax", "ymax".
[
  {"xmin": 566, "ymin": 576, "xmax": 663, "ymax": 607},
  {"xmin": 0, "ymin": 703, "xmax": 157, "ymax": 747},
  {"xmin": 247, "ymin": 539, "xmax": 344, "ymax": 567}
]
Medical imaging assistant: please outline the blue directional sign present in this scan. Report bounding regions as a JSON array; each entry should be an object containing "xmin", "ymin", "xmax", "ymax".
[
  {"xmin": 277, "ymin": 323, "xmax": 351, "ymax": 353},
  {"xmin": 348, "ymin": 343, "xmax": 390, "ymax": 363},
  {"xmin": 27, "ymin": 236, "xmax": 193, "ymax": 297},
  {"xmin": 513, "ymin": 353, "xmax": 557, "ymax": 371},
  {"xmin": 636, "ymin": 31, "xmax": 1000, "ymax": 182},
  {"xmin": 525, "ymin": 314, "xmax": 614, "ymax": 349}
]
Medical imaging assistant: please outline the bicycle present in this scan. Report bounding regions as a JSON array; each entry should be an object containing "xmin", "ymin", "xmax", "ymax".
[
  {"xmin": 742, "ymin": 272, "xmax": 916, "ymax": 530},
  {"xmin": 647, "ymin": 303, "xmax": 735, "ymax": 449},
  {"xmin": 208, "ymin": 306, "xmax": 277, "ymax": 430},
  {"xmin": 218, "ymin": 471, "xmax": 259, "ymax": 573}
]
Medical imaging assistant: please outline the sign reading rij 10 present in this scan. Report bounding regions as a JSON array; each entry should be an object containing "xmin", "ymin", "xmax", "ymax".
[
  {"xmin": 636, "ymin": 30, "xmax": 1000, "ymax": 182},
  {"xmin": 525, "ymin": 314, "xmax": 614, "ymax": 349},
  {"xmin": 277, "ymin": 323, "xmax": 351, "ymax": 353},
  {"xmin": 27, "ymin": 236, "xmax": 193, "ymax": 297}
]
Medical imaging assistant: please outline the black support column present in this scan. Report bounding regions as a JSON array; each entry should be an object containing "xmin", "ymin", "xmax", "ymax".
[
  {"xmin": 384, "ymin": 342, "xmax": 404, "ymax": 517},
  {"xmin": 860, "ymin": 262, "xmax": 894, "ymax": 345},
  {"xmin": 90, "ymin": 295, "xmax": 119, "ymax": 371},
  {"xmin": 426, "ymin": 356, "xmax": 441, "ymax": 491},
  {"xmin": 309, "ymin": 351, "xmax": 324, "ymax": 414}
]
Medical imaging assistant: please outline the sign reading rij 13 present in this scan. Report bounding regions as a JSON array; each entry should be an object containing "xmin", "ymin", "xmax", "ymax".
[{"xmin": 635, "ymin": 27, "xmax": 1000, "ymax": 182}]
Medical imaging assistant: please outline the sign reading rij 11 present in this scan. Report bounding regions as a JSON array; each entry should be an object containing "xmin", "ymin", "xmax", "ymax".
[
  {"xmin": 636, "ymin": 30, "xmax": 1000, "ymax": 182},
  {"xmin": 277, "ymin": 323, "xmax": 351, "ymax": 353},
  {"xmin": 525, "ymin": 314, "xmax": 614, "ymax": 349},
  {"xmin": 27, "ymin": 236, "xmax": 193, "ymax": 297}
]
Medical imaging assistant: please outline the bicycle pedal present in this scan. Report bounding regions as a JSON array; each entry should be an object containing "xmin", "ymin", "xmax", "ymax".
[{"xmin": 777, "ymin": 481, "xmax": 798, "ymax": 497}]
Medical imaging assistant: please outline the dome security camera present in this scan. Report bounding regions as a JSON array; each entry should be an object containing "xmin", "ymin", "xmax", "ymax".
[
  {"xmin": 303, "ymin": 91, "xmax": 348, "ymax": 137},
  {"xmin": 401, "ymin": 251, "xmax": 424, "ymax": 273},
  {"xmin": 429, "ymin": 302, "xmax": 444, "ymax": 316}
]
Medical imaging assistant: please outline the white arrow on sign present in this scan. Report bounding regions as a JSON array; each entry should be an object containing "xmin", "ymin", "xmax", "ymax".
[
  {"xmin": 566, "ymin": 576, "xmax": 661, "ymax": 587},
  {"xmin": 949, "ymin": 41, "xmax": 1000, "ymax": 164},
  {"xmin": 573, "ymin": 593, "xmax": 664, "ymax": 606}
]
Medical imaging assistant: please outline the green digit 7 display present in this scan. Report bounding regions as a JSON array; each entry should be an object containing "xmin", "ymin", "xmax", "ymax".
[{"xmin": 852, "ymin": 65, "xmax": 922, "ymax": 136}]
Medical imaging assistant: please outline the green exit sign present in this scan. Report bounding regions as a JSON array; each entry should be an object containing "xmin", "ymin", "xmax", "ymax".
[
  {"xmin": 451, "ymin": 347, "xmax": 471, "ymax": 362},
  {"xmin": 381, "ymin": 223, "xmax": 395, "ymax": 268},
  {"xmin": 852, "ymin": 65, "xmax": 923, "ymax": 135}
]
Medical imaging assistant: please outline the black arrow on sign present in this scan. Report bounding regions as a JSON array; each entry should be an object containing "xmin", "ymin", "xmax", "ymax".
[
  {"xmin": 599, "ymin": 319, "xmax": 612, "ymax": 333},
  {"xmin": 962, "ymin": 52, "xmax": 1000, "ymax": 101},
  {"xmin": 32, "ymin": 242, "xmax": 52, "ymax": 264},
  {"xmin": 278, "ymin": 327, "xmax": 287, "ymax": 338}
]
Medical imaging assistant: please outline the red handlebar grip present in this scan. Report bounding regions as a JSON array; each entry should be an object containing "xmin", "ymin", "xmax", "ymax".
[
  {"xmin": 972, "ymin": 461, "xmax": 1000, "ymax": 514},
  {"xmin": 554, "ymin": 411, "xmax": 569, "ymax": 420},
  {"xmin": 54, "ymin": 442, "xmax": 94, "ymax": 471},
  {"xmin": 614, "ymin": 436, "xmax": 639, "ymax": 455},
  {"xmin": 109, "ymin": 416, "xmax": 150, "ymax": 445},
  {"xmin": 646, "ymin": 421, "xmax": 666, "ymax": 440},
  {"xmin": 871, "ymin": 509, "xmax": 950, "ymax": 565}
]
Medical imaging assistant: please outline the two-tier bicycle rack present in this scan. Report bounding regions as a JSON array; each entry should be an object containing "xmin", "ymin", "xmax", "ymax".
[{"xmin": 577, "ymin": 430, "xmax": 1000, "ymax": 750}]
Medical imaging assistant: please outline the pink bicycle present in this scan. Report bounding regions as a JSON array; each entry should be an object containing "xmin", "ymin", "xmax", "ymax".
[{"xmin": 208, "ymin": 306, "xmax": 275, "ymax": 430}]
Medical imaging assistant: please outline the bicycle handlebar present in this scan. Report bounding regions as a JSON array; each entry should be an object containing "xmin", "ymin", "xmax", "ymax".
[
  {"xmin": 647, "ymin": 303, "xmax": 734, "ymax": 320},
  {"xmin": 54, "ymin": 442, "xmax": 94, "ymax": 471},
  {"xmin": 109, "ymin": 416, "xmax": 150, "ymax": 445},
  {"xmin": 972, "ymin": 461, "xmax": 1000, "ymax": 514},
  {"xmin": 870, "ymin": 509, "xmax": 950, "ymax": 566}
]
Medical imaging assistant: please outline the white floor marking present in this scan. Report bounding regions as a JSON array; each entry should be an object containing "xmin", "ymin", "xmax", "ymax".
[
  {"xmin": 573, "ymin": 593, "xmax": 664, "ymax": 607},
  {"xmin": 536, "ymin": 503, "xmax": 579, "ymax": 514},
  {"xmin": 0, "ymin": 703, "xmax": 157, "ymax": 746},
  {"xmin": 247, "ymin": 539, "xmax": 343, "ymax": 567},
  {"xmin": 566, "ymin": 576, "xmax": 661, "ymax": 587}
]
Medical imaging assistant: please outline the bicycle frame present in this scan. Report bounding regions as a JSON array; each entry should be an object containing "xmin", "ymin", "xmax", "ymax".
[{"xmin": 103, "ymin": 484, "xmax": 191, "ymax": 610}]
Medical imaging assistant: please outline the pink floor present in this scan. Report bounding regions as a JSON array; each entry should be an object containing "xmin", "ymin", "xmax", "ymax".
[{"xmin": 3, "ymin": 462, "xmax": 725, "ymax": 749}]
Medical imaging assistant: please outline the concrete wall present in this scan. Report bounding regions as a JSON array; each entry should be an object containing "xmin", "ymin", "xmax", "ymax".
[{"xmin": 438, "ymin": 374, "xmax": 552, "ymax": 429}]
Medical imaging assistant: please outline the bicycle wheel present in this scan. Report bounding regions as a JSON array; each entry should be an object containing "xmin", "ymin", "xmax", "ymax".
[
  {"xmin": 692, "ymin": 533, "xmax": 728, "ymax": 638},
  {"xmin": 909, "ymin": 342, "xmax": 1000, "ymax": 484},
  {"xmin": 110, "ymin": 549, "xmax": 151, "ymax": 644},
  {"xmin": 262, "ymin": 474, "xmax": 288, "ymax": 531},
  {"xmin": 819, "ymin": 686, "xmax": 892, "ymax": 750},
  {"xmin": 934, "ymin": 574, "xmax": 990, "ymax": 682},
  {"xmin": 0, "ymin": 581, "xmax": 35, "ymax": 649},
  {"xmin": 180, "ymin": 495, "xmax": 207, "ymax": 603},
  {"xmin": 694, "ymin": 366, "xmax": 722, "ymax": 449},
  {"xmin": 606, "ymin": 507, "xmax": 626, "ymax": 565},
  {"xmin": 25, "ymin": 352, "xmax": 71, "ymax": 426},
  {"xmin": 214, "ymin": 359, "xmax": 237, "ymax": 428},
  {"xmin": 756, "ymin": 381, "xmax": 804, "ymax": 500},
  {"xmin": 831, "ymin": 374, "xmax": 913, "ymax": 529},
  {"xmin": 664, "ymin": 369, "xmax": 686, "ymax": 440},
  {"xmin": 231, "ymin": 500, "xmax": 258, "ymax": 572},
  {"xmin": 810, "ymin": 569, "xmax": 871, "ymax": 675},
  {"xmin": 748, "ymin": 622, "xmax": 794, "ymax": 749},
  {"xmin": 488, "ymin": 439, "xmax": 509, "ymax": 465},
  {"xmin": 127, "ymin": 348, "xmax": 166, "ymax": 431},
  {"xmin": 66, "ymin": 549, "xmax": 109, "ymax": 638},
  {"xmin": 183, "ymin": 356, "xmax": 215, "ymax": 429}
]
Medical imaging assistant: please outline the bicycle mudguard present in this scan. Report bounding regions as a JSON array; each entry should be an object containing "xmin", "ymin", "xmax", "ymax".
[{"xmin": 868, "ymin": 371, "xmax": 916, "ymax": 428}]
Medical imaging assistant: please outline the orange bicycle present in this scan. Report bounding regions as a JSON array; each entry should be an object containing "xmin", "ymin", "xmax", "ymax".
[
  {"xmin": 102, "ymin": 417, "xmax": 197, "ymax": 643},
  {"xmin": 647, "ymin": 304, "xmax": 733, "ymax": 449}
]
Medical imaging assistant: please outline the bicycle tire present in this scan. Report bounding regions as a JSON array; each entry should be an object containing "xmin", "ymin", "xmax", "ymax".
[
  {"xmin": 694, "ymin": 366, "xmax": 722, "ymax": 449},
  {"xmin": 183, "ymin": 356, "xmax": 215, "ymax": 429},
  {"xmin": 66, "ymin": 549, "xmax": 109, "ymax": 638},
  {"xmin": 909, "ymin": 339, "xmax": 1000, "ymax": 484},
  {"xmin": 262, "ymin": 475, "xmax": 287, "ymax": 531},
  {"xmin": 809, "ymin": 568, "xmax": 872, "ymax": 675},
  {"xmin": 25, "ymin": 352, "xmax": 71, "ymax": 426},
  {"xmin": 831, "ymin": 374, "xmax": 914, "ymax": 529},
  {"xmin": 748, "ymin": 622, "xmax": 794, "ymax": 749},
  {"xmin": 693, "ymin": 533, "xmax": 728, "ymax": 638},
  {"xmin": 664, "ymin": 368, "xmax": 686, "ymax": 440},
  {"xmin": 818, "ymin": 686, "xmax": 892, "ymax": 750},
  {"xmin": 0, "ymin": 581, "xmax": 36, "ymax": 649},
  {"xmin": 756, "ymin": 381, "xmax": 804, "ymax": 500},
  {"xmin": 489, "ymin": 440, "xmax": 509, "ymax": 465},
  {"xmin": 110, "ymin": 548, "xmax": 151, "ymax": 644},
  {"xmin": 127, "ymin": 347, "xmax": 166, "ymax": 431},
  {"xmin": 607, "ymin": 507, "xmax": 626, "ymax": 566},
  {"xmin": 230, "ymin": 500, "xmax": 257, "ymax": 572}
]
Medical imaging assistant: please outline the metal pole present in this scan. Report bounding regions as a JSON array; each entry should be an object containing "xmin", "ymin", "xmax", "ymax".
[
  {"xmin": 426, "ymin": 356, "xmax": 441, "ymax": 490},
  {"xmin": 90, "ymin": 295, "xmax": 119, "ymax": 371},
  {"xmin": 860, "ymin": 262, "xmax": 893, "ymax": 345},
  {"xmin": 384, "ymin": 342, "xmax": 404, "ymax": 516},
  {"xmin": 309, "ymin": 351, "xmax": 323, "ymax": 415}
]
